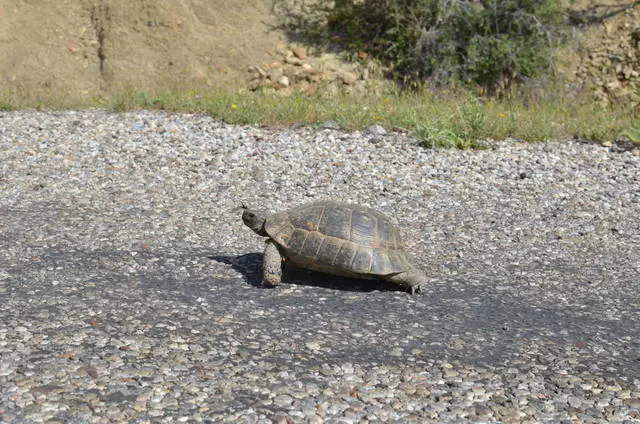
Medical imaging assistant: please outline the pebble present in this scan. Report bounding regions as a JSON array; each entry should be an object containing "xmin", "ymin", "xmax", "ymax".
[
  {"xmin": 0, "ymin": 110, "xmax": 638, "ymax": 423},
  {"xmin": 364, "ymin": 124, "xmax": 387, "ymax": 136},
  {"xmin": 273, "ymin": 394, "xmax": 294, "ymax": 408}
]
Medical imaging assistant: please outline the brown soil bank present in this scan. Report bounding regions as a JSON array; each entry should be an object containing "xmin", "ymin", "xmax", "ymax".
[
  {"xmin": 0, "ymin": 0, "xmax": 638, "ymax": 104},
  {"xmin": 558, "ymin": 0, "xmax": 640, "ymax": 106},
  {"xmin": 0, "ymin": 0, "xmax": 285, "ymax": 96}
]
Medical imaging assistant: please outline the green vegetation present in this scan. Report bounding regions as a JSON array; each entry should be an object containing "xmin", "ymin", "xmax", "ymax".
[
  {"xmin": 1, "ymin": 86, "xmax": 636, "ymax": 148},
  {"xmin": 275, "ymin": 0, "xmax": 561, "ymax": 93},
  {"xmin": 1, "ymin": 0, "xmax": 637, "ymax": 148},
  {"xmin": 619, "ymin": 125, "xmax": 640, "ymax": 143}
]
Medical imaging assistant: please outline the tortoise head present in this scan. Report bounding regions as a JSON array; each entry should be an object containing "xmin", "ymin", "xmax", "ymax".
[{"xmin": 241, "ymin": 206, "xmax": 268, "ymax": 237}]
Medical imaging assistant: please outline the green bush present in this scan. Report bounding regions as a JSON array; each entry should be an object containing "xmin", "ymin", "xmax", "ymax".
[{"xmin": 276, "ymin": 0, "xmax": 561, "ymax": 93}]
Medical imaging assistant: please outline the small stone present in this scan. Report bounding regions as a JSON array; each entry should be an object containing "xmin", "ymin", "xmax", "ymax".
[
  {"xmin": 291, "ymin": 47, "xmax": 306, "ymax": 59},
  {"xmin": 443, "ymin": 368, "xmax": 459, "ymax": 378},
  {"xmin": 306, "ymin": 341, "xmax": 321, "ymax": 350},
  {"xmin": 271, "ymin": 415, "xmax": 295, "ymax": 424},
  {"xmin": 269, "ymin": 67, "xmax": 284, "ymax": 81},
  {"xmin": 472, "ymin": 386, "xmax": 486, "ymax": 395},
  {"xmin": 276, "ymin": 75, "xmax": 290, "ymax": 88},
  {"xmin": 337, "ymin": 71, "xmax": 358, "ymax": 85},
  {"xmin": 390, "ymin": 348, "xmax": 403, "ymax": 356},
  {"xmin": 148, "ymin": 408, "xmax": 164, "ymax": 417},
  {"xmin": 321, "ymin": 120, "xmax": 340, "ymax": 130},
  {"xmin": 307, "ymin": 415, "xmax": 323, "ymax": 424},
  {"xmin": 364, "ymin": 125, "xmax": 387, "ymax": 136},
  {"xmin": 473, "ymin": 403, "xmax": 492, "ymax": 416},
  {"xmin": 491, "ymin": 394, "xmax": 508, "ymax": 405},
  {"xmin": 606, "ymin": 80, "xmax": 621, "ymax": 91},
  {"xmin": 567, "ymin": 396, "xmax": 583, "ymax": 408},
  {"xmin": 625, "ymin": 398, "xmax": 640, "ymax": 407},
  {"xmin": 14, "ymin": 377, "xmax": 32, "ymax": 387},
  {"xmin": 285, "ymin": 56, "xmax": 303, "ymax": 66},
  {"xmin": 247, "ymin": 65, "xmax": 263, "ymax": 76},
  {"xmin": 134, "ymin": 389, "xmax": 154, "ymax": 411},
  {"xmin": 273, "ymin": 394, "xmax": 294, "ymax": 408}
]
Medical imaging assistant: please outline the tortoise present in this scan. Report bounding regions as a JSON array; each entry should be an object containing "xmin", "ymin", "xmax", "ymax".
[{"xmin": 241, "ymin": 200, "xmax": 427, "ymax": 294}]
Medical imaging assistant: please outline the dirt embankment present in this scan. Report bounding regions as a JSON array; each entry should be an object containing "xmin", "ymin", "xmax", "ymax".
[
  {"xmin": 0, "ymin": 0, "xmax": 638, "ymax": 104},
  {"xmin": 0, "ymin": 0, "xmax": 286, "ymax": 95},
  {"xmin": 558, "ymin": 0, "xmax": 640, "ymax": 106}
]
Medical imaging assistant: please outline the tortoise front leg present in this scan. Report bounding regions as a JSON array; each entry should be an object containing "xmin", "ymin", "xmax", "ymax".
[{"xmin": 263, "ymin": 239, "xmax": 283, "ymax": 287}]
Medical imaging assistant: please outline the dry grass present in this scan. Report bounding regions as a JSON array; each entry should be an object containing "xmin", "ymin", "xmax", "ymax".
[{"xmin": 1, "ymin": 84, "xmax": 637, "ymax": 148}]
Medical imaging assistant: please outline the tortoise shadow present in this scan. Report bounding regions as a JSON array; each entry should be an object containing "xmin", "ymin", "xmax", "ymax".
[
  {"xmin": 208, "ymin": 253, "xmax": 402, "ymax": 293},
  {"xmin": 209, "ymin": 253, "xmax": 264, "ymax": 287}
]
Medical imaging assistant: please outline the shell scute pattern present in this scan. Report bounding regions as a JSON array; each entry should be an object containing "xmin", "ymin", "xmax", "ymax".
[
  {"xmin": 351, "ymin": 248, "xmax": 374, "ymax": 273},
  {"xmin": 371, "ymin": 248, "xmax": 392, "ymax": 275},
  {"xmin": 299, "ymin": 231, "xmax": 324, "ymax": 258},
  {"xmin": 333, "ymin": 240, "xmax": 359, "ymax": 270},
  {"xmin": 288, "ymin": 204, "xmax": 324, "ymax": 233},
  {"xmin": 378, "ymin": 218, "xmax": 401, "ymax": 250},
  {"xmin": 287, "ymin": 229, "xmax": 309, "ymax": 252},
  {"xmin": 312, "ymin": 236, "xmax": 341, "ymax": 265},
  {"xmin": 318, "ymin": 203, "xmax": 351, "ymax": 240},
  {"xmin": 350, "ymin": 208, "xmax": 378, "ymax": 247},
  {"xmin": 265, "ymin": 201, "xmax": 410, "ymax": 276},
  {"xmin": 265, "ymin": 212, "xmax": 295, "ymax": 244}
]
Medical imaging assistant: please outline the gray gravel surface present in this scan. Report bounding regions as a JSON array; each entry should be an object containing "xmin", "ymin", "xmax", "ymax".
[{"xmin": 1, "ymin": 110, "xmax": 639, "ymax": 423}]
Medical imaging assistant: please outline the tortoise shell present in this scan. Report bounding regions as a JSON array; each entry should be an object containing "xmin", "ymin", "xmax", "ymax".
[{"xmin": 263, "ymin": 201, "xmax": 415, "ymax": 278}]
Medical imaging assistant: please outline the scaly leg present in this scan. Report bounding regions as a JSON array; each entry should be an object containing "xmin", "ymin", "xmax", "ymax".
[
  {"xmin": 263, "ymin": 239, "xmax": 283, "ymax": 287},
  {"xmin": 386, "ymin": 267, "xmax": 428, "ymax": 295}
]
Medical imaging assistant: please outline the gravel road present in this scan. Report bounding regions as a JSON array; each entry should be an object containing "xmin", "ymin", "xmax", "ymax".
[{"xmin": 1, "ymin": 110, "xmax": 639, "ymax": 423}]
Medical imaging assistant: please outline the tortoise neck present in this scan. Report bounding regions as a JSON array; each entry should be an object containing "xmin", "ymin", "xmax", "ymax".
[{"xmin": 256, "ymin": 225, "xmax": 268, "ymax": 237}]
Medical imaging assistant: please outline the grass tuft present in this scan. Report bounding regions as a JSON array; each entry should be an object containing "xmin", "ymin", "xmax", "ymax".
[
  {"xmin": 1, "ymin": 83, "xmax": 637, "ymax": 148},
  {"xmin": 619, "ymin": 126, "xmax": 640, "ymax": 144}
]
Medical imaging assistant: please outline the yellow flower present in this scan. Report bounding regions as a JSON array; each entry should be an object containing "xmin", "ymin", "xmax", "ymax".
[
  {"xmin": 497, "ymin": 113, "xmax": 505, "ymax": 118},
  {"xmin": 231, "ymin": 104, "xmax": 238, "ymax": 110}
]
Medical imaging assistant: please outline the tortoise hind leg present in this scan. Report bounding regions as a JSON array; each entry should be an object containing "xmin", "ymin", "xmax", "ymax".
[
  {"xmin": 386, "ymin": 268, "xmax": 428, "ymax": 294},
  {"xmin": 263, "ymin": 239, "xmax": 283, "ymax": 287}
]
